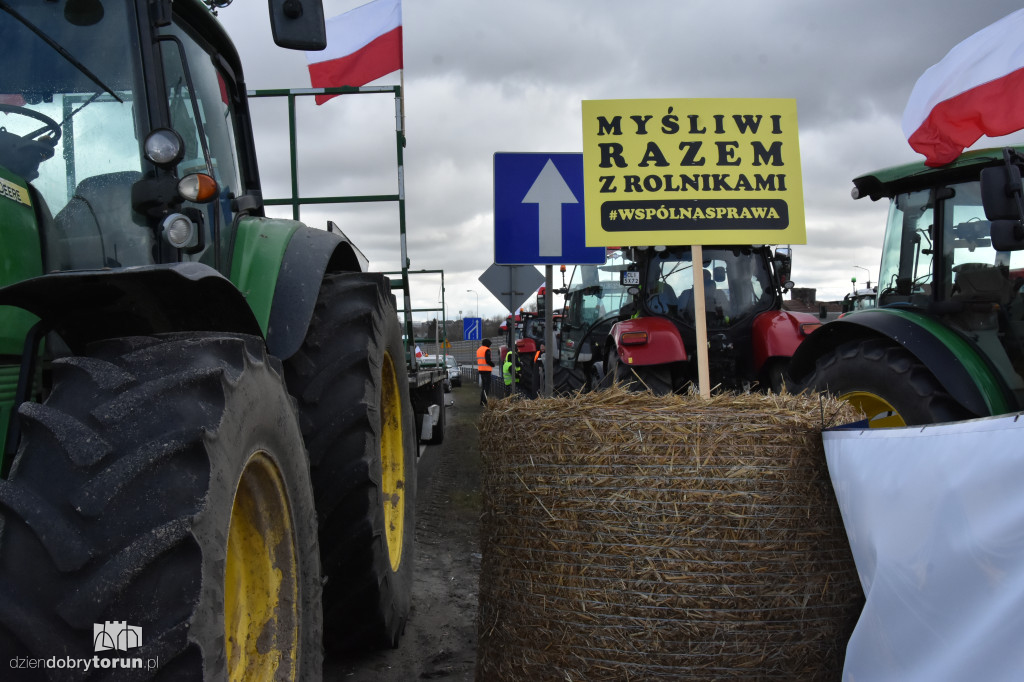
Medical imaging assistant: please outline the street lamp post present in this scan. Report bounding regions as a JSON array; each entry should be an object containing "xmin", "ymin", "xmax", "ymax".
[
  {"xmin": 467, "ymin": 289, "xmax": 479, "ymax": 317},
  {"xmin": 853, "ymin": 266, "xmax": 872, "ymax": 289}
]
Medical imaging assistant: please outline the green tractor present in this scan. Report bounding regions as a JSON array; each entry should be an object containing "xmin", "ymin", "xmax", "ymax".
[
  {"xmin": 790, "ymin": 146, "xmax": 1024, "ymax": 427},
  {"xmin": 0, "ymin": 0, "xmax": 435, "ymax": 677}
]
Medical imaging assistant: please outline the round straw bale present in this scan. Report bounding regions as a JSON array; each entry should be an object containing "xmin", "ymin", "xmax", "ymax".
[{"xmin": 476, "ymin": 388, "xmax": 863, "ymax": 681}]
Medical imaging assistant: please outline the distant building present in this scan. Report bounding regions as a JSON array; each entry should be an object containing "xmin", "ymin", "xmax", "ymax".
[{"xmin": 783, "ymin": 287, "xmax": 841, "ymax": 321}]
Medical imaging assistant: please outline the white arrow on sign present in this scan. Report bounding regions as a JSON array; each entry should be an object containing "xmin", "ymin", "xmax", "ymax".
[{"xmin": 522, "ymin": 159, "xmax": 578, "ymax": 259}]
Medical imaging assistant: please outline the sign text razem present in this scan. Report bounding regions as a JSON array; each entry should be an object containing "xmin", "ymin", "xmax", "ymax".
[{"xmin": 581, "ymin": 98, "xmax": 806, "ymax": 246}]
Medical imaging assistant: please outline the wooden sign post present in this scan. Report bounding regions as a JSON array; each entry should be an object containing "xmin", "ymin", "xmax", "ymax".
[{"xmin": 691, "ymin": 244, "xmax": 711, "ymax": 398}]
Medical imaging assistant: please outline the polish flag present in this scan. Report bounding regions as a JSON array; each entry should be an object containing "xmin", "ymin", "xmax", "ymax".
[
  {"xmin": 903, "ymin": 9, "xmax": 1024, "ymax": 167},
  {"xmin": 306, "ymin": 0, "xmax": 402, "ymax": 105}
]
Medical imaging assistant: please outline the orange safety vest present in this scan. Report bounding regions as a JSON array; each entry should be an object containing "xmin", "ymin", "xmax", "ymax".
[{"xmin": 476, "ymin": 345, "xmax": 492, "ymax": 373}]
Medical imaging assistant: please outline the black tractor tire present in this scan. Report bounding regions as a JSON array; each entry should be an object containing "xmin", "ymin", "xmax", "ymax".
[
  {"xmin": 283, "ymin": 272, "xmax": 417, "ymax": 652},
  {"xmin": 802, "ymin": 337, "xmax": 972, "ymax": 426},
  {"xmin": 551, "ymin": 363, "xmax": 588, "ymax": 395},
  {"xmin": 605, "ymin": 348, "xmax": 674, "ymax": 395},
  {"xmin": 760, "ymin": 358, "xmax": 789, "ymax": 394},
  {"xmin": 0, "ymin": 332, "xmax": 322, "ymax": 680},
  {"xmin": 516, "ymin": 354, "xmax": 539, "ymax": 399}
]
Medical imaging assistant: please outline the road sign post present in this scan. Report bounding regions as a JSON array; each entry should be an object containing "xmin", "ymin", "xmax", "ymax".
[
  {"xmin": 478, "ymin": 263, "xmax": 544, "ymax": 315},
  {"xmin": 463, "ymin": 317, "xmax": 482, "ymax": 341},
  {"xmin": 493, "ymin": 153, "xmax": 606, "ymax": 266}
]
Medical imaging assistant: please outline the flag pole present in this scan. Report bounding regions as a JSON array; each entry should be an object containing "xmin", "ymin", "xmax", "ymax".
[{"xmin": 399, "ymin": 69, "xmax": 406, "ymax": 145}]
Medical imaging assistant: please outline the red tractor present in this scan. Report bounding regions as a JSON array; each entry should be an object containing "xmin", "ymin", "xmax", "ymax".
[{"xmin": 599, "ymin": 245, "xmax": 821, "ymax": 393}]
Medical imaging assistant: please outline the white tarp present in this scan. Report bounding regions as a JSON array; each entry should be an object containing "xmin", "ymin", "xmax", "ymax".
[{"xmin": 823, "ymin": 414, "xmax": 1024, "ymax": 681}]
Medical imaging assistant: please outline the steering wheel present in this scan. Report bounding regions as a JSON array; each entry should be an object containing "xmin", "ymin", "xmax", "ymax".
[
  {"xmin": 0, "ymin": 104, "xmax": 61, "ymax": 143},
  {"xmin": 0, "ymin": 104, "xmax": 62, "ymax": 180}
]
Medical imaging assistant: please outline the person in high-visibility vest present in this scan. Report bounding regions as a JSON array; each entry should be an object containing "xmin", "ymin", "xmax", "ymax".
[
  {"xmin": 502, "ymin": 350, "xmax": 514, "ymax": 396},
  {"xmin": 476, "ymin": 339, "xmax": 494, "ymax": 405}
]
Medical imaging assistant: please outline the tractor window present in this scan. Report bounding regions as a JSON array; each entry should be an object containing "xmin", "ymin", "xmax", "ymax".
[
  {"xmin": 560, "ymin": 251, "xmax": 631, "ymax": 361},
  {"xmin": 879, "ymin": 182, "xmax": 1024, "ymax": 307},
  {"xmin": 943, "ymin": 180, "xmax": 1024, "ymax": 304},
  {"xmin": 158, "ymin": 21, "xmax": 245, "ymax": 272},
  {"xmin": 0, "ymin": 0, "xmax": 148, "ymax": 271},
  {"xmin": 565, "ymin": 250, "xmax": 631, "ymax": 327},
  {"xmin": 646, "ymin": 248, "xmax": 774, "ymax": 326},
  {"xmin": 878, "ymin": 189, "xmax": 934, "ymax": 305}
]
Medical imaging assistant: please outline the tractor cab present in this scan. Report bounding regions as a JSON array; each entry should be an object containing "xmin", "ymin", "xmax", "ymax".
[
  {"xmin": 789, "ymin": 146, "xmax": 1024, "ymax": 426},
  {"xmin": 634, "ymin": 245, "xmax": 782, "ymax": 331},
  {"xmin": 559, "ymin": 249, "xmax": 632, "ymax": 363},
  {"xmin": 867, "ymin": 149, "xmax": 1024, "ymax": 402},
  {"xmin": 612, "ymin": 244, "xmax": 804, "ymax": 391},
  {"xmin": 0, "ymin": 0, "xmax": 258, "ymax": 277},
  {"xmin": 550, "ymin": 249, "xmax": 632, "ymax": 392}
]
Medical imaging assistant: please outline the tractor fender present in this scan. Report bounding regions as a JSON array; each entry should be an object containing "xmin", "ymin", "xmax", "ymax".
[
  {"xmin": 0, "ymin": 263, "xmax": 263, "ymax": 355},
  {"xmin": 516, "ymin": 338, "xmax": 537, "ymax": 354},
  {"xmin": 262, "ymin": 223, "xmax": 368, "ymax": 360},
  {"xmin": 787, "ymin": 308, "xmax": 1013, "ymax": 417},
  {"xmin": 608, "ymin": 316, "xmax": 688, "ymax": 366},
  {"xmin": 751, "ymin": 309, "xmax": 822, "ymax": 372}
]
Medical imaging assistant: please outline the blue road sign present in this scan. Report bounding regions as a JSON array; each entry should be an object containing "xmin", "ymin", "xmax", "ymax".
[
  {"xmin": 494, "ymin": 153, "xmax": 606, "ymax": 266},
  {"xmin": 463, "ymin": 317, "xmax": 482, "ymax": 341}
]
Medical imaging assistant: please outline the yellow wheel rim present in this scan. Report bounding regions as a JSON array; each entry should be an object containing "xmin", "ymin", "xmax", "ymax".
[
  {"xmin": 225, "ymin": 452, "xmax": 299, "ymax": 681},
  {"xmin": 381, "ymin": 351, "xmax": 406, "ymax": 572},
  {"xmin": 841, "ymin": 391, "xmax": 908, "ymax": 428}
]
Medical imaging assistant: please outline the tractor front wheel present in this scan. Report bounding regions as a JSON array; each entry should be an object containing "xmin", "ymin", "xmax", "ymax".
[
  {"xmin": 0, "ymin": 333, "xmax": 322, "ymax": 680},
  {"xmin": 802, "ymin": 338, "xmax": 971, "ymax": 427}
]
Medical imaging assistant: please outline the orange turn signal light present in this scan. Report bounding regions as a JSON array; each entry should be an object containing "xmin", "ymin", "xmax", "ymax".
[
  {"xmin": 178, "ymin": 173, "xmax": 219, "ymax": 203},
  {"xmin": 620, "ymin": 331, "xmax": 649, "ymax": 345}
]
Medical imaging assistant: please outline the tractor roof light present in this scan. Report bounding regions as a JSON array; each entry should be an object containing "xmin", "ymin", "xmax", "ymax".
[
  {"xmin": 162, "ymin": 212, "xmax": 197, "ymax": 249},
  {"xmin": 144, "ymin": 128, "xmax": 185, "ymax": 167}
]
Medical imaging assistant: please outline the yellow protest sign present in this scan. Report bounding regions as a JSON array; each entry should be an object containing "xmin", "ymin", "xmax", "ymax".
[{"xmin": 581, "ymin": 98, "xmax": 805, "ymax": 246}]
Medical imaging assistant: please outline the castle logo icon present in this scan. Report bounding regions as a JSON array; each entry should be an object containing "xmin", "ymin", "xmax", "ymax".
[{"xmin": 93, "ymin": 621, "xmax": 142, "ymax": 652}]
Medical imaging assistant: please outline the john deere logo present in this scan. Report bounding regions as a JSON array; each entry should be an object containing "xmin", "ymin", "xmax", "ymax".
[{"xmin": 0, "ymin": 177, "xmax": 30, "ymax": 207}]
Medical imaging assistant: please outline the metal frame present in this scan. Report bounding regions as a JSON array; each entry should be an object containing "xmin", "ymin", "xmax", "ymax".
[{"xmin": 246, "ymin": 86, "xmax": 426, "ymax": 359}]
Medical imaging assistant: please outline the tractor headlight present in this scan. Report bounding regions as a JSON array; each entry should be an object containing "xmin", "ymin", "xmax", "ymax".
[
  {"xmin": 162, "ymin": 212, "xmax": 197, "ymax": 249},
  {"xmin": 144, "ymin": 128, "xmax": 185, "ymax": 167}
]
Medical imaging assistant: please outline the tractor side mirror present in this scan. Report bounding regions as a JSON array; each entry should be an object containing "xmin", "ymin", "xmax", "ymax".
[
  {"xmin": 268, "ymin": 0, "xmax": 327, "ymax": 50},
  {"xmin": 981, "ymin": 163, "xmax": 1024, "ymax": 221},
  {"xmin": 773, "ymin": 247, "xmax": 793, "ymax": 287},
  {"xmin": 982, "ymin": 159, "xmax": 1024, "ymax": 250},
  {"xmin": 990, "ymin": 221, "xmax": 1024, "ymax": 251}
]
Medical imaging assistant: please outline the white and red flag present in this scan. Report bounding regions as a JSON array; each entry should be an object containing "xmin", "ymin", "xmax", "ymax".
[
  {"xmin": 902, "ymin": 9, "xmax": 1024, "ymax": 167},
  {"xmin": 306, "ymin": 0, "xmax": 402, "ymax": 105}
]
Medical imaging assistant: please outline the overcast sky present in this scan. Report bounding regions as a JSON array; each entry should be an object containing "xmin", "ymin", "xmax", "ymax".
[{"xmin": 219, "ymin": 1, "xmax": 1024, "ymax": 321}]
